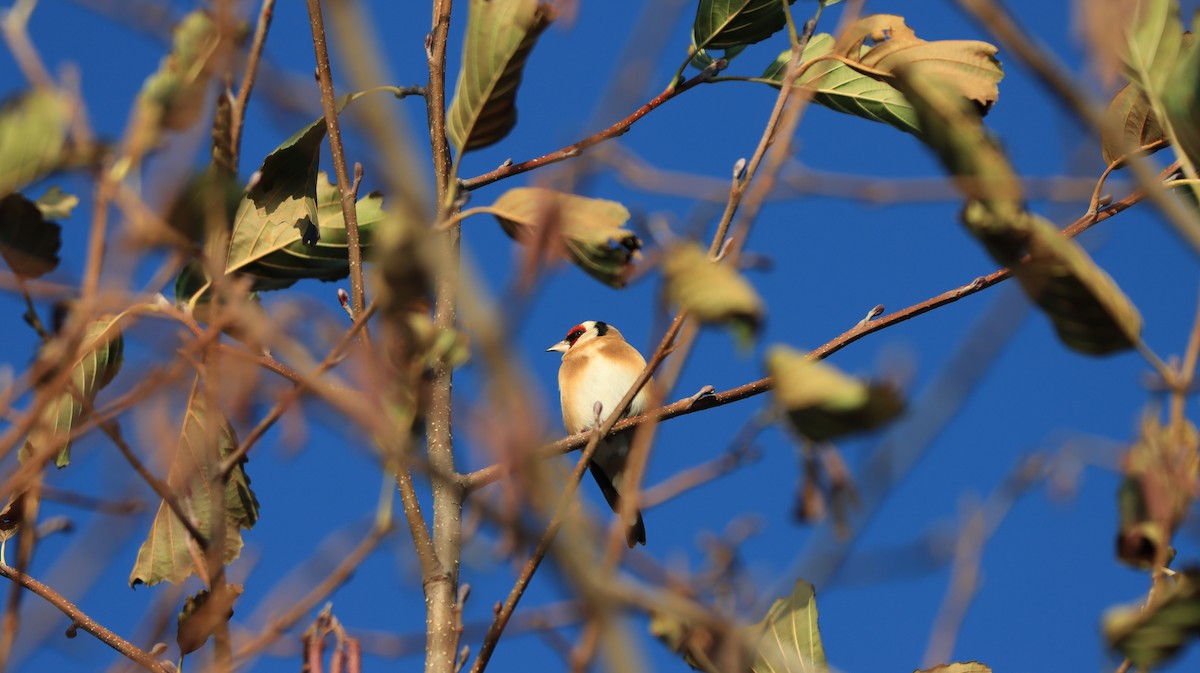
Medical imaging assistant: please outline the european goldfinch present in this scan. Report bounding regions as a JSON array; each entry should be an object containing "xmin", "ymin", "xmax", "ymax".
[{"xmin": 547, "ymin": 320, "xmax": 650, "ymax": 547}]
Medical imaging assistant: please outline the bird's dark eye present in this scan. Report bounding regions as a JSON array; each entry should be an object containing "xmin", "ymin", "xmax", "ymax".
[{"xmin": 565, "ymin": 325, "xmax": 586, "ymax": 344}]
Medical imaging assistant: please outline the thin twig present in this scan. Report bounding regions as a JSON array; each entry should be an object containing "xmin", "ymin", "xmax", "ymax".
[
  {"xmin": 227, "ymin": 0, "xmax": 276, "ymax": 170},
  {"xmin": 0, "ymin": 563, "xmax": 171, "ymax": 673}
]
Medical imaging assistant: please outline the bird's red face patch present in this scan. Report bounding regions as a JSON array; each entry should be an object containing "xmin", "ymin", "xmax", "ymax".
[{"xmin": 564, "ymin": 324, "xmax": 587, "ymax": 346}]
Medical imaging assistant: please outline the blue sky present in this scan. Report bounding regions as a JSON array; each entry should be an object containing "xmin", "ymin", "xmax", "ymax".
[{"xmin": 4, "ymin": 1, "xmax": 1200, "ymax": 672}]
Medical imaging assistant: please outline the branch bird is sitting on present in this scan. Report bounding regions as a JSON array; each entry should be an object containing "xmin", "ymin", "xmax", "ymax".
[{"xmin": 547, "ymin": 320, "xmax": 651, "ymax": 547}]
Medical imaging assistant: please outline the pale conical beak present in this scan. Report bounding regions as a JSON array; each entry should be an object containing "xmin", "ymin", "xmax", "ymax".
[{"xmin": 546, "ymin": 340, "xmax": 569, "ymax": 353}]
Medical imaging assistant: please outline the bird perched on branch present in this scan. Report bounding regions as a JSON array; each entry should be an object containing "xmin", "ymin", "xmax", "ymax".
[{"xmin": 547, "ymin": 320, "xmax": 650, "ymax": 547}]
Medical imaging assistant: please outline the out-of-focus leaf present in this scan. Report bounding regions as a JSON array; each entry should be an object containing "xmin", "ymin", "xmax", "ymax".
[
  {"xmin": 0, "ymin": 88, "xmax": 70, "ymax": 197},
  {"xmin": 22, "ymin": 316, "xmax": 125, "ymax": 468},
  {"xmin": 767, "ymin": 345, "xmax": 903, "ymax": 442},
  {"xmin": 0, "ymin": 192, "xmax": 63, "ymax": 278},
  {"xmin": 0, "ymin": 493, "xmax": 25, "ymax": 564},
  {"xmin": 177, "ymin": 585, "xmax": 243, "ymax": 655},
  {"xmin": 1116, "ymin": 413, "xmax": 1198, "ymax": 568},
  {"xmin": 447, "ymin": 0, "xmax": 555, "ymax": 153},
  {"xmin": 693, "ymin": 0, "xmax": 797, "ymax": 52},
  {"xmin": 750, "ymin": 580, "xmax": 828, "ymax": 673},
  {"xmin": 761, "ymin": 16, "xmax": 1002, "ymax": 136},
  {"xmin": 1106, "ymin": 568, "xmax": 1200, "ymax": 668},
  {"xmin": 917, "ymin": 664, "xmax": 991, "ymax": 673},
  {"xmin": 962, "ymin": 203, "xmax": 1144, "ymax": 355},
  {"xmin": 1164, "ymin": 17, "xmax": 1200, "ymax": 173},
  {"xmin": 404, "ymin": 312, "xmax": 470, "ymax": 370},
  {"xmin": 130, "ymin": 384, "xmax": 259, "ymax": 587},
  {"xmin": 898, "ymin": 65, "xmax": 1142, "ymax": 355},
  {"xmin": 163, "ymin": 170, "xmax": 243, "ymax": 246},
  {"xmin": 662, "ymin": 242, "xmax": 764, "ymax": 346},
  {"xmin": 1102, "ymin": 82, "xmax": 1167, "ymax": 165},
  {"xmin": 1123, "ymin": 0, "xmax": 1183, "ymax": 94},
  {"xmin": 650, "ymin": 611, "xmax": 754, "ymax": 673},
  {"xmin": 490, "ymin": 187, "xmax": 641, "ymax": 288},
  {"xmin": 135, "ymin": 11, "xmax": 222, "ymax": 145},
  {"xmin": 34, "ymin": 186, "xmax": 78, "ymax": 220}
]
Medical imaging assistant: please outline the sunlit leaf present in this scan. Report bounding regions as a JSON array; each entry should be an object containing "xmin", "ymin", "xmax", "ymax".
[
  {"xmin": 0, "ymin": 192, "xmax": 62, "ymax": 278},
  {"xmin": 1164, "ymin": 16, "xmax": 1200, "ymax": 173},
  {"xmin": 1106, "ymin": 568, "xmax": 1200, "ymax": 668},
  {"xmin": 135, "ymin": 11, "xmax": 225, "ymax": 147},
  {"xmin": 490, "ymin": 187, "xmax": 641, "ymax": 288},
  {"xmin": 662, "ymin": 242, "xmax": 764, "ymax": 346},
  {"xmin": 130, "ymin": 384, "xmax": 259, "ymax": 587},
  {"xmin": 33, "ymin": 186, "xmax": 78, "ymax": 220},
  {"xmin": 750, "ymin": 580, "xmax": 828, "ymax": 673},
  {"xmin": 22, "ymin": 316, "xmax": 125, "ymax": 468},
  {"xmin": 1101, "ymin": 82, "xmax": 1167, "ymax": 165},
  {"xmin": 0, "ymin": 88, "xmax": 70, "ymax": 197},
  {"xmin": 1123, "ymin": 0, "xmax": 1183, "ymax": 94},
  {"xmin": 693, "ymin": 0, "xmax": 797, "ymax": 52},
  {"xmin": 447, "ymin": 0, "xmax": 555, "ymax": 153},
  {"xmin": 767, "ymin": 345, "xmax": 903, "ymax": 442},
  {"xmin": 1116, "ymin": 413, "xmax": 1198, "ymax": 568},
  {"xmin": 177, "ymin": 585, "xmax": 243, "ymax": 655},
  {"xmin": 761, "ymin": 15, "xmax": 1002, "ymax": 136}
]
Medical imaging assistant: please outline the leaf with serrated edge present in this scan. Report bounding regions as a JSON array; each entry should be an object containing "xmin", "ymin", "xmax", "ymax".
[
  {"xmin": 768, "ymin": 344, "xmax": 903, "ymax": 442},
  {"xmin": 490, "ymin": 187, "xmax": 641, "ymax": 287},
  {"xmin": 130, "ymin": 382, "xmax": 258, "ymax": 587},
  {"xmin": 0, "ymin": 88, "xmax": 70, "ymax": 197},
  {"xmin": 0, "ymin": 192, "xmax": 62, "ymax": 278},
  {"xmin": 662, "ymin": 242, "xmax": 764, "ymax": 346},
  {"xmin": 1106, "ymin": 568, "xmax": 1200, "ymax": 668},
  {"xmin": 751, "ymin": 580, "xmax": 828, "ymax": 673},
  {"xmin": 447, "ymin": 0, "xmax": 554, "ymax": 153},
  {"xmin": 693, "ymin": 0, "xmax": 796, "ymax": 52},
  {"xmin": 21, "ymin": 316, "xmax": 124, "ymax": 467}
]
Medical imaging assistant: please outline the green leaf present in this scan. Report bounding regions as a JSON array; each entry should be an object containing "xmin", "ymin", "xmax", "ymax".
[
  {"xmin": 962, "ymin": 203, "xmax": 1144, "ymax": 355},
  {"xmin": 130, "ymin": 383, "xmax": 259, "ymax": 587},
  {"xmin": 0, "ymin": 192, "xmax": 62, "ymax": 278},
  {"xmin": 1102, "ymin": 82, "xmax": 1167, "ymax": 165},
  {"xmin": 489, "ymin": 187, "xmax": 642, "ymax": 288},
  {"xmin": 22, "ymin": 316, "xmax": 125, "ymax": 468},
  {"xmin": 1106, "ymin": 568, "xmax": 1200, "ymax": 668},
  {"xmin": 761, "ymin": 16, "xmax": 1002, "ymax": 136},
  {"xmin": 693, "ymin": 0, "xmax": 797, "ymax": 52},
  {"xmin": 916, "ymin": 664, "xmax": 991, "ymax": 673},
  {"xmin": 1123, "ymin": 0, "xmax": 1183, "ymax": 94},
  {"xmin": 750, "ymin": 580, "xmax": 828, "ymax": 673},
  {"xmin": 0, "ymin": 88, "xmax": 70, "ymax": 197},
  {"xmin": 662, "ymin": 242, "xmax": 764, "ymax": 346},
  {"xmin": 34, "ymin": 186, "xmax": 78, "ymax": 220},
  {"xmin": 229, "ymin": 172, "xmax": 384, "ymax": 290},
  {"xmin": 135, "ymin": 11, "xmax": 222, "ymax": 141},
  {"xmin": 447, "ymin": 0, "xmax": 555, "ymax": 153},
  {"xmin": 767, "ymin": 345, "xmax": 903, "ymax": 442},
  {"xmin": 1164, "ymin": 18, "xmax": 1200, "ymax": 172},
  {"xmin": 177, "ymin": 585, "xmax": 243, "ymax": 655}
]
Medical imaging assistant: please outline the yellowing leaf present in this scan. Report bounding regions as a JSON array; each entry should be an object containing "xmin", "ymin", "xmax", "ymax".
[
  {"xmin": 130, "ymin": 384, "xmax": 258, "ymax": 587},
  {"xmin": 490, "ymin": 187, "xmax": 641, "ymax": 287},
  {"xmin": 135, "ymin": 11, "xmax": 225, "ymax": 144},
  {"xmin": 662, "ymin": 242, "xmax": 763, "ymax": 345},
  {"xmin": 0, "ymin": 88, "xmax": 70, "ymax": 197},
  {"xmin": 447, "ymin": 0, "xmax": 554, "ymax": 153},
  {"xmin": 1106, "ymin": 568, "xmax": 1200, "ymax": 669},
  {"xmin": 177, "ymin": 585, "xmax": 243, "ymax": 655},
  {"xmin": 767, "ymin": 345, "xmax": 903, "ymax": 442},
  {"xmin": 1116, "ymin": 413, "xmax": 1198, "ymax": 568},
  {"xmin": 751, "ymin": 580, "xmax": 828, "ymax": 673},
  {"xmin": 22, "ymin": 316, "xmax": 125, "ymax": 468}
]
